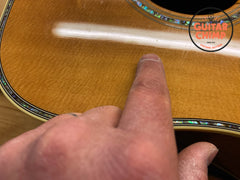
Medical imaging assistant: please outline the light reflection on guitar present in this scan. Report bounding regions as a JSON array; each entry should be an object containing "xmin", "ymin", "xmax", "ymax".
[{"xmin": 0, "ymin": 0, "xmax": 240, "ymax": 178}]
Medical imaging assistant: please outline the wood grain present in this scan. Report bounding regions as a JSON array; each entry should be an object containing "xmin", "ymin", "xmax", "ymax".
[
  {"xmin": 0, "ymin": 0, "xmax": 239, "ymax": 178},
  {"xmin": 0, "ymin": 0, "xmax": 7, "ymax": 15},
  {"xmin": 0, "ymin": 0, "xmax": 42, "ymax": 145},
  {"xmin": 0, "ymin": 92, "xmax": 42, "ymax": 145},
  {"xmin": 1, "ymin": 0, "xmax": 240, "ymax": 126}
]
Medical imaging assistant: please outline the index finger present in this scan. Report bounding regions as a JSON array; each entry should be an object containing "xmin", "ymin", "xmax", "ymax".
[{"xmin": 118, "ymin": 54, "xmax": 174, "ymax": 139}]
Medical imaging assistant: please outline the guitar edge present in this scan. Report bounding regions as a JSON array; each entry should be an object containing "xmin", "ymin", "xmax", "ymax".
[{"xmin": 0, "ymin": 0, "xmax": 240, "ymax": 178}]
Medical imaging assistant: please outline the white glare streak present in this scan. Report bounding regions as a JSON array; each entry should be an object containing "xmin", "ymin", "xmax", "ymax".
[{"xmin": 53, "ymin": 23, "xmax": 240, "ymax": 58}]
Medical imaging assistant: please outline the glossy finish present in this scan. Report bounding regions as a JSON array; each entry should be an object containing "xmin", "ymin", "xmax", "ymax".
[
  {"xmin": 0, "ymin": 0, "xmax": 240, "ymax": 178},
  {"xmin": 0, "ymin": 0, "xmax": 42, "ymax": 146},
  {"xmin": 1, "ymin": 0, "xmax": 240, "ymax": 131}
]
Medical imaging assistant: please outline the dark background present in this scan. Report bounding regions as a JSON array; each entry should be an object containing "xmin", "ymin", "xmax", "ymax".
[{"xmin": 151, "ymin": 0, "xmax": 237, "ymax": 14}]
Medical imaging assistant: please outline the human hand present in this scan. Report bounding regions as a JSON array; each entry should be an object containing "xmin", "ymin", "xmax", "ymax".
[{"xmin": 0, "ymin": 54, "xmax": 218, "ymax": 180}]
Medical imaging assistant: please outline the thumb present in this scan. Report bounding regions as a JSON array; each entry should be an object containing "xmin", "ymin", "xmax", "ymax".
[{"xmin": 178, "ymin": 142, "xmax": 218, "ymax": 180}]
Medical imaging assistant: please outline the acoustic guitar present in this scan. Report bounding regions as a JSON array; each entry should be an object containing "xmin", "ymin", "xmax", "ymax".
[{"xmin": 0, "ymin": 0, "xmax": 239, "ymax": 178}]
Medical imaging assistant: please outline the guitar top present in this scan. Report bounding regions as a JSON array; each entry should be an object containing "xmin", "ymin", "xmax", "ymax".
[
  {"xmin": 0, "ymin": 0, "xmax": 240, "ymax": 132},
  {"xmin": 0, "ymin": 0, "xmax": 240, "ymax": 178}
]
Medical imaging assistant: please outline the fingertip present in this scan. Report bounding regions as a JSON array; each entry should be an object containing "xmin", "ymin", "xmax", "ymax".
[
  {"xmin": 178, "ymin": 142, "xmax": 218, "ymax": 180},
  {"xmin": 136, "ymin": 54, "xmax": 164, "ymax": 76},
  {"xmin": 179, "ymin": 142, "xmax": 218, "ymax": 165},
  {"xmin": 189, "ymin": 142, "xmax": 218, "ymax": 165},
  {"xmin": 140, "ymin": 54, "xmax": 161, "ymax": 62},
  {"xmin": 202, "ymin": 142, "xmax": 219, "ymax": 165}
]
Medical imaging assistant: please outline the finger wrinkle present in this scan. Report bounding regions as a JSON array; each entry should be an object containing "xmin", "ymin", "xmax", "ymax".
[{"xmin": 131, "ymin": 80, "xmax": 169, "ymax": 97}]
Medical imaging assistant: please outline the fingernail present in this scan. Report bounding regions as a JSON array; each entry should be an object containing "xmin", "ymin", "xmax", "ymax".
[
  {"xmin": 207, "ymin": 145, "xmax": 219, "ymax": 165},
  {"xmin": 139, "ymin": 54, "xmax": 161, "ymax": 63}
]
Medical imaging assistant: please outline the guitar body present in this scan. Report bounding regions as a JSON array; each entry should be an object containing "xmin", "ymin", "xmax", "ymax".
[{"xmin": 0, "ymin": 0, "xmax": 240, "ymax": 178}]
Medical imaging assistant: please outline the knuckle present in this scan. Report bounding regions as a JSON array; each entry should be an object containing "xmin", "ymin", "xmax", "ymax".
[
  {"xmin": 26, "ymin": 136, "xmax": 67, "ymax": 174},
  {"xmin": 25, "ymin": 121, "xmax": 88, "ymax": 171},
  {"xmin": 132, "ymin": 78, "xmax": 167, "ymax": 96},
  {"xmin": 131, "ymin": 78, "xmax": 171, "ymax": 108}
]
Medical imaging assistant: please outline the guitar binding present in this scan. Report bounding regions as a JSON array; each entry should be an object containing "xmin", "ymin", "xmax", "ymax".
[{"xmin": 0, "ymin": 0, "xmax": 239, "ymax": 136}]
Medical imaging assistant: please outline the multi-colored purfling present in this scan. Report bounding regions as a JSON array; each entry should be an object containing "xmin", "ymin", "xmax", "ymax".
[
  {"xmin": 129, "ymin": 0, "xmax": 240, "ymax": 29},
  {"xmin": 0, "ymin": 0, "xmax": 240, "ymax": 133}
]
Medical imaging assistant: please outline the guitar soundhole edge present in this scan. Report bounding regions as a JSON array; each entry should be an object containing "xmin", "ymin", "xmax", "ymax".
[
  {"xmin": 151, "ymin": 0, "xmax": 238, "ymax": 15},
  {"xmin": 128, "ymin": 0, "xmax": 240, "ymax": 29}
]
